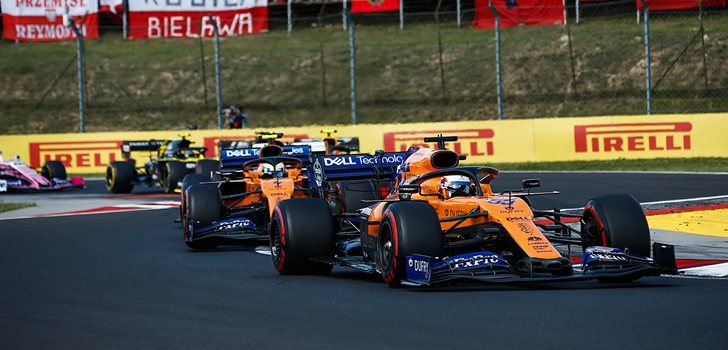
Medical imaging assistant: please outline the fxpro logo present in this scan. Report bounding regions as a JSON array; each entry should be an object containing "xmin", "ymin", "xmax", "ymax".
[
  {"xmin": 382, "ymin": 129, "xmax": 494, "ymax": 156},
  {"xmin": 574, "ymin": 122, "xmax": 692, "ymax": 153},
  {"xmin": 29, "ymin": 141, "xmax": 122, "ymax": 169}
]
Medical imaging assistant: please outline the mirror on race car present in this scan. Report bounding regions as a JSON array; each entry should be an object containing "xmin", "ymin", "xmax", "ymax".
[{"xmin": 522, "ymin": 178, "xmax": 541, "ymax": 189}]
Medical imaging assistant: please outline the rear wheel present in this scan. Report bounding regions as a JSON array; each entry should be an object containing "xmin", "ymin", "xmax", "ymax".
[
  {"xmin": 164, "ymin": 161, "xmax": 187, "ymax": 193},
  {"xmin": 196, "ymin": 159, "xmax": 220, "ymax": 179},
  {"xmin": 270, "ymin": 198, "xmax": 335, "ymax": 275},
  {"xmin": 106, "ymin": 161, "xmax": 135, "ymax": 193},
  {"xmin": 185, "ymin": 184, "xmax": 221, "ymax": 250},
  {"xmin": 377, "ymin": 201, "xmax": 442, "ymax": 288},
  {"xmin": 41, "ymin": 161, "xmax": 67, "ymax": 180},
  {"xmin": 336, "ymin": 180, "xmax": 378, "ymax": 212}
]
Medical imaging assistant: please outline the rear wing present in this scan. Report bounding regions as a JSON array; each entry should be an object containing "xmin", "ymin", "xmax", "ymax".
[
  {"xmin": 121, "ymin": 140, "xmax": 165, "ymax": 159},
  {"xmin": 294, "ymin": 137, "xmax": 360, "ymax": 153},
  {"xmin": 308, "ymin": 152, "xmax": 405, "ymax": 189},
  {"xmin": 219, "ymin": 145, "xmax": 312, "ymax": 170}
]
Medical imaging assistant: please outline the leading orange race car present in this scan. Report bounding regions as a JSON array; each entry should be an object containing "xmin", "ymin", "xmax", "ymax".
[{"xmin": 270, "ymin": 135, "xmax": 678, "ymax": 287}]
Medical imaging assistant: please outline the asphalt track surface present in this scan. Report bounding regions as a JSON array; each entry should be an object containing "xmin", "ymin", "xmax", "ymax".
[{"xmin": 1, "ymin": 173, "xmax": 728, "ymax": 349}]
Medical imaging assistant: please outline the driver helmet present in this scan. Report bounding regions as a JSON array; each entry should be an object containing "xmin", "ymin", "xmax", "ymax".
[
  {"xmin": 440, "ymin": 175, "xmax": 472, "ymax": 198},
  {"xmin": 260, "ymin": 163, "xmax": 287, "ymax": 178}
]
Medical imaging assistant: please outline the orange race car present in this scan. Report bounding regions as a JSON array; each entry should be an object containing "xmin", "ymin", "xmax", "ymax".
[
  {"xmin": 181, "ymin": 142, "xmax": 313, "ymax": 250},
  {"xmin": 270, "ymin": 135, "xmax": 678, "ymax": 287}
]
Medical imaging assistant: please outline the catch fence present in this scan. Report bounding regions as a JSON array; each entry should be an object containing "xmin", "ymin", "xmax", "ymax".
[{"xmin": 0, "ymin": 0, "xmax": 726, "ymax": 133}]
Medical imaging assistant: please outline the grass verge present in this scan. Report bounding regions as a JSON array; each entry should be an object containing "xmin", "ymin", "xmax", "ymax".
[{"xmin": 0, "ymin": 202, "xmax": 36, "ymax": 213}]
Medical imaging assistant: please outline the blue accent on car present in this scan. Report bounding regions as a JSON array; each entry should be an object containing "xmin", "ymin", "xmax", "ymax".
[
  {"xmin": 220, "ymin": 145, "xmax": 312, "ymax": 169},
  {"xmin": 405, "ymin": 254, "xmax": 432, "ymax": 284},
  {"xmin": 432, "ymin": 251, "xmax": 510, "ymax": 272},
  {"xmin": 307, "ymin": 152, "xmax": 406, "ymax": 187},
  {"xmin": 212, "ymin": 218, "xmax": 256, "ymax": 232},
  {"xmin": 582, "ymin": 246, "xmax": 652, "ymax": 268}
]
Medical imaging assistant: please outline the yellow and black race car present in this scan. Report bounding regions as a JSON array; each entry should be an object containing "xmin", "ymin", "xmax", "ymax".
[{"xmin": 105, "ymin": 135, "xmax": 218, "ymax": 194}]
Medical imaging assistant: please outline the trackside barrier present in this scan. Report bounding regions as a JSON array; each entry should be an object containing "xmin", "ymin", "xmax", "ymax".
[{"xmin": 0, "ymin": 113, "xmax": 726, "ymax": 174}]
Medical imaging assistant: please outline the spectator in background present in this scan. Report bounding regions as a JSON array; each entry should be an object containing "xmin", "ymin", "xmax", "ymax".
[{"xmin": 227, "ymin": 104, "xmax": 248, "ymax": 129}]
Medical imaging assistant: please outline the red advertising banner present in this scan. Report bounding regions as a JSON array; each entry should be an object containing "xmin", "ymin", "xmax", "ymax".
[
  {"xmin": 637, "ymin": 0, "xmax": 726, "ymax": 11},
  {"xmin": 472, "ymin": 0, "xmax": 564, "ymax": 29},
  {"xmin": 128, "ymin": 0, "xmax": 269, "ymax": 39},
  {"xmin": 351, "ymin": 0, "xmax": 400, "ymax": 14},
  {"xmin": 99, "ymin": 0, "xmax": 123, "ymax": 15},
  {"xmin": 1, "ymin": 0, "xmax": 99, "ymax": 42}
]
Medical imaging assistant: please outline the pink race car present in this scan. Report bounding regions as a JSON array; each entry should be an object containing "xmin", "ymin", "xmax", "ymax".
[{"xmin": 0, "ymin": 157, "xmax": 85, "ymax": 193}]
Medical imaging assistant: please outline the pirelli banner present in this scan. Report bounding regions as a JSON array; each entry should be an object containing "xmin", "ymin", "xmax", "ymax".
[
  {"xmin": 1, "ymin": 0, "xmax": 99, "ymax": 41},
  {"xmin": 128, "ymin": 0, "xmax": 269, "ymax": 39},
  {"xmin": 0, "ymin": 113, "xmax": 726, "ymax": 174}
]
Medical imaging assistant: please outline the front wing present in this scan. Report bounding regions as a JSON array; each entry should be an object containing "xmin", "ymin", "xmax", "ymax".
[
  {"xmin": 187, "ymin": 217, "xmax": 267, "ymax": 242},
  {"xmin": 402, "ymin": 245, "xmax": 676, "ymax": 286}
]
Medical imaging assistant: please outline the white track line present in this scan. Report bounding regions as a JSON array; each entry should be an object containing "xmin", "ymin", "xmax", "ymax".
[
  {"xmin": 555, "ymin": 194, "xmax": 728, "ymax": 212},
  {"xmin": 679, "ymin": 262, "xmax": 728, "ymax": 278}
]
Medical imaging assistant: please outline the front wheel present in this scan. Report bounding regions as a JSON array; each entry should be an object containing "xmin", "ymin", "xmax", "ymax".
[
  {"xmin": 41, "ymin": 160, "xmax": 67, "ymax": 180},
  {"xmin": 377, "ymin": 201, "xmax": 442, "ymax": 288},
  {"xmin": 270, "ymin": 198, "xmax": 334, "ymax": 275},
  {"xmin": 581, "ymin": 194, "xmax": 651, "ymax": 257},
  {"xmin": 185, "ymin": 184, "xmax": 221, "ymax": 250},
  {"xmin": 180, "ymin": 173, "xmax": 212, "ymax": 227}
]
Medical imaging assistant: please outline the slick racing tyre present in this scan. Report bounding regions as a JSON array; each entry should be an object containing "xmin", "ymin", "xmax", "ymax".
[
  {"xmin": 41, "ymin": 160, "xmax": 67, "ymax": 180},
  {"xmin": 180, "ymin": 173, "xmax": 212, "ymax": 227},
  {"xmin": 164, "ymin": 161, "xmax": 188, "ymax": 193},
  {"xmin": 182, "ymin": 174, "xmax": 211, "ymax": 194},
  {"xmin": 581, "ymin": 194, "xmax": 651, "ymax": 257},
  {"xmin": 185, "ymin": 184, "xmax": 221, "ymax": 250},
  {"xmin": 195, "ymin": 159, "xmax": 220, "ymax": 180},
  {"xmin": 106, "ymin": 161, "xmax": 135, "ymax": 194},
  {"xmin": 377, "ymin": 201, "xmax": 442, "ymax": 288},
  {"xmin": 270, "ymin": 198, "xmax": 335, "ymax": 275}
]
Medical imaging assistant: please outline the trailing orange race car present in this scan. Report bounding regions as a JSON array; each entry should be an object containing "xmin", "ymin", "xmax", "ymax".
[
  {"xmin": 181, "ymin": 142, "xmax": 313, "ymax": 250},
  {"xmin": 270, "ymin": 135, "xmax": 678, "ymax": 287}
]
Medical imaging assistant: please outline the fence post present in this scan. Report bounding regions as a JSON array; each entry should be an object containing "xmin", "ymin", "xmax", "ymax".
[
  {"xmin": 287, "ymin": 0, "xmax": 292, "ymax": 33},
  {"xmin": 489, "ymin": 1, "xmax": 504, "ymax": 120},
  {"xmin": 456, "ymin": 0, "xmax": 462, "ymax": 28},
  {"xmin": 640, "ymin": 0, "xmax": 652, "ymax": 115},
  {"xmin": 210, "ymin": 17, "xmax": 223, "ymax": 129},
  {"xmin": 576, "ymin": 0, "xmax": 580, "ymax": 24},
  {"xmin": 122, "ymin": 0, "xmax": 128, "ymax": 39},
  {"xmin": 399, "ymin": 0, "xmax": 404, "ymax": 30},
  {"xmin": 65, "ymin": 9, "xmax": 86, "ymax": 133},
  {"xmin": 199, "ymin": 24, "xmax": 209, "ymax": 108},
  {"xmin": 698, "ymin": 0, "xmax": 709, "ymax": 91},
  {"xmin": 348, "ymin": 11, "xmax": 358, "ymax": 125},
  {"xmin": 565, "ymin": 8, "xmax": 579, "ymax": 95},
  {"xmin": 435, "ymin": 0, "xmax": 447, "ymax": 103},
  {"xmin": 342, "ymin": 0, "xmax": 348, "ymax": 30}
]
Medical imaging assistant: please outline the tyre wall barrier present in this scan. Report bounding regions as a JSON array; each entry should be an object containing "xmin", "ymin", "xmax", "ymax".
[{"xmin": 0, "ymin": 113, "xmax": 726, "ymax": 174}]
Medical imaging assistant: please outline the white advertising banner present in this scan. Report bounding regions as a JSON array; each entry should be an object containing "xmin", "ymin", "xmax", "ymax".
[
  {"xmin": 1, "ymin": 0, "xmax": 99, "ymax": 41},
  {"xmin": 128, "ymin": 0, "xmax": 269, "ymax": 39}
]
